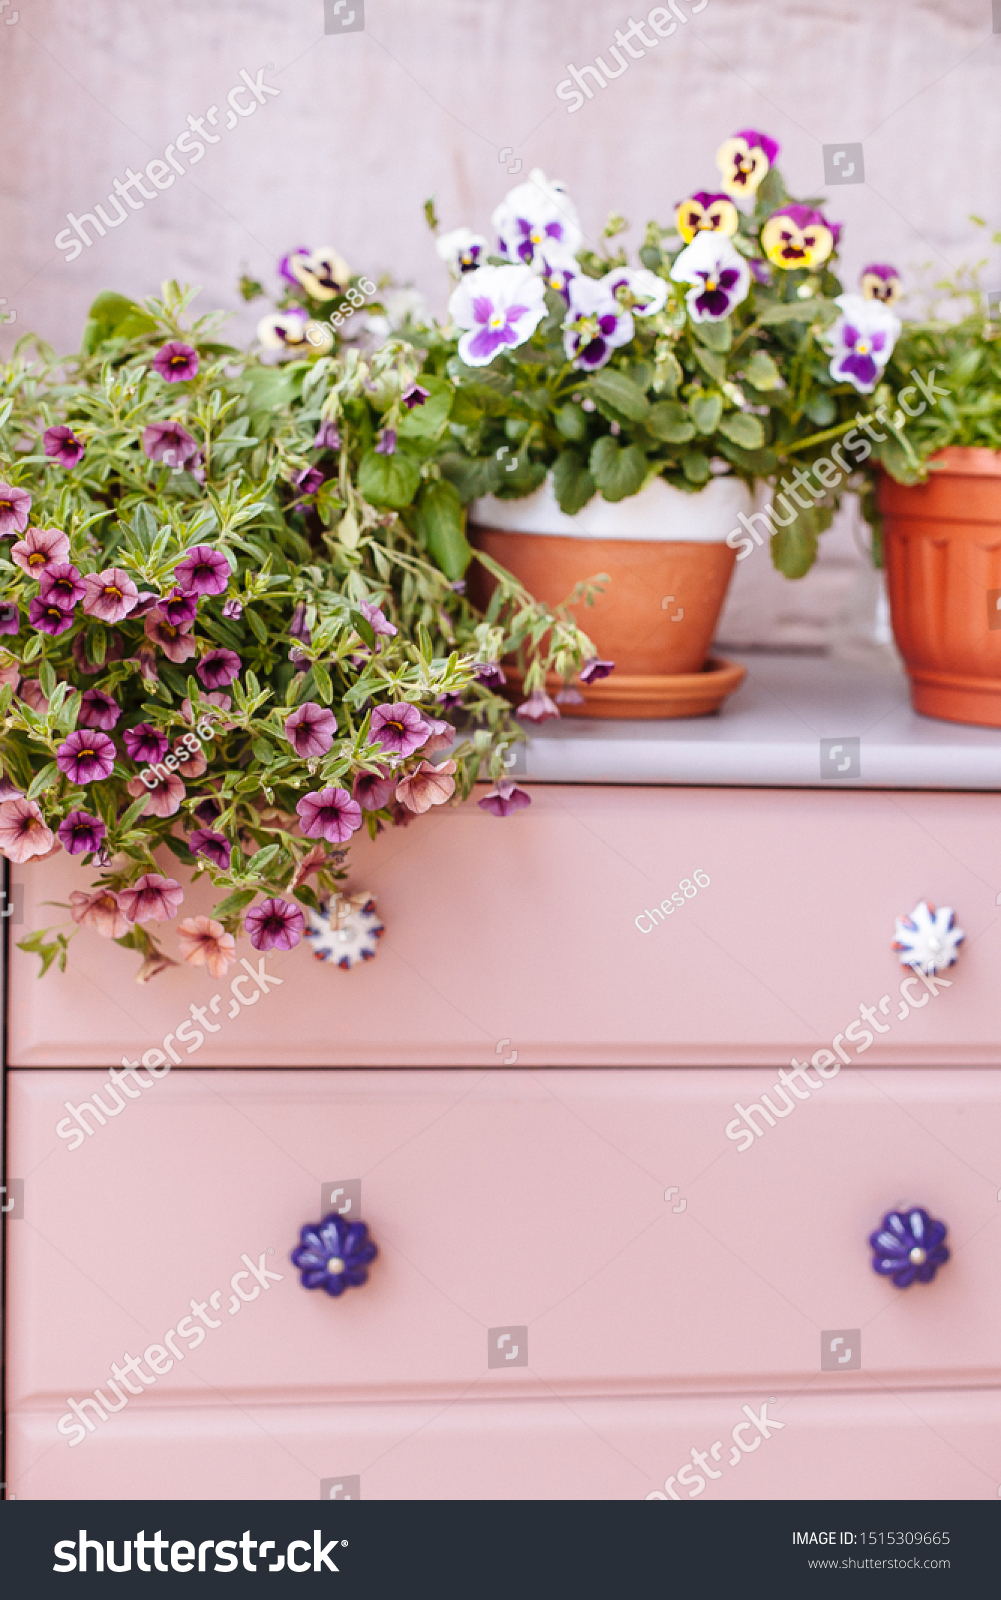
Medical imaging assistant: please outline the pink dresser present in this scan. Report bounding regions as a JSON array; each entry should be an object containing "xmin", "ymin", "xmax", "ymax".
[{"xmin": 5, "ymin": 657, "xmax": 1001, "ymax": 1500}]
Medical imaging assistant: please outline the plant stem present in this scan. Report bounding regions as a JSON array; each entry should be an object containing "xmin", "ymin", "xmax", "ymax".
[{"xmin": 780, "ymin": 415, "xmax": 862, "ymax": 457}]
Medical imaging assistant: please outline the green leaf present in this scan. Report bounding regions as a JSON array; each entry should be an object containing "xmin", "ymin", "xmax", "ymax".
[
  {"xmin": 38, "ymin": 658, "xmax": 57, "ymax": 702},
  {"xmin": 690, "ymin": 393, "xmax": 723, "ymax": 434},
  {"xmin": 212, "ymin": 888, "xmax": 258, "ymax": 919},
  {"xmin": 589, "ymin": 437, "xmax": 647, "ymax": 502},
  {"xmin": 555, "ymin": 403, "xmax": 589, "ymax": 441},
  {"xmin": 744, "ymin": 350, "xmax": 784, "ymax": 391},
  {"xmin": 682, "ymin": 451, "xmax": 711, "ymax": 484},
  {"xmin": 357, "ymin": 448, "xmax": 422, "ymax": 509},
  {"xmin": 162, "ymin": 834, "xmax": 196, "ymax": 863},
  {"xmin": 437, "ymin": 451, "xmax": 499, "ymax": 502},
  {"xmin": 756, "ymin": 166, "xmax": 789, "ymax": 210},
  {"xmin": 769, "ymin": 499, "xmax": 833, "ymax": 578},
  {"xmin": 647, "ymin": 400, "xmax": 695, "ymax": 444},
  {"xmin": 693, "ymin": 346, "xmax": 726, "ymax": 384},
  {"xmin": 315, "ymin": 479, "xmax": 343, "ymax": 527},
  {"xmin": 803, "ymin": 392, "xmax": 836, "ymax": 427},
  {"xmin": 413, "ymin": 479, "xmax": 473, "ymax": 580},
  {"xmin": 718, "ymin": 412, "xmax": 765, "ymax": 449},
  {"xmin": 759, "ymin": 299, "xmax": 837, "ymax": 326},
  {"xmin": 117, "ymin": 793, "xmax": 150, "ymax": 833},
  {"xmin": 552, "ymin": 448, "xmax": 596, "ymax": 514},
  {"xmin": 245, "ymin": 608, "xmax": 267, "ymax": 643},
  {"xmin": 587, "ymin": 369, "xmax": 650, "ymax": 423},
  {"xmin": 80, "ymin": 290, "xmax": 158, "ymax": 353},
  {"xmin": 397, "ymin": 376, "xmax": 454, "ymax": 439},
  {"xmin": 654, "ymin": 351, "xmax": 683, "ymax": 396},
  {"xmin": 693, "ymin": 318, "xmax": 732, "ymax": 353},
  {"xmin": 312, "ymin": 661, "xmax": 334, "ymax": 704},
  {"xmin": 26, "ymin": 760, "xmax": 59, "ymax": 801}
]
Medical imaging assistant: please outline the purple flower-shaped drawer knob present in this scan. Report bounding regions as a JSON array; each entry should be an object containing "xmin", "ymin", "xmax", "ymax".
[
  {"xmin": 869, "ymin": 1207, "xmax": 950, "ymax": 1288},
  {"xmin": 291, "ymin": 1213, "xmax": 377, "ymax": 1296},
  {"xmin": 892, "ymin": 901, "xmax": 963, "ymax": 975},
  {"xmin": 305, "ymin": 892, "xmax": 384, "ymax": 969}
]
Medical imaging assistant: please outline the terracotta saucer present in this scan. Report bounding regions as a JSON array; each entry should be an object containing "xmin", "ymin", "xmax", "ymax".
[{"xmin": 507, "ymin": 656, "xmax": 747, "ymax": 720}]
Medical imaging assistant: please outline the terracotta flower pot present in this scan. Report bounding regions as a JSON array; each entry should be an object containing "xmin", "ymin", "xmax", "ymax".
[
  {"xmin": 879, "ymin": 447, "xmax": 1001, "ymax": 727},
  {"xmin": 468, "ymin": 475, "xmax": 749, "ymax": 718}
]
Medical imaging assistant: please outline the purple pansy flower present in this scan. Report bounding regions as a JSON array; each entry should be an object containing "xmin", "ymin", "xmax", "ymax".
[
  {"xmin": 826, "ymin": 293, "xmax": 900, "ymax": 394},
  {"xmin": 761, "ymin": 205, "xmax": 839, "ymax": 271},
  {"xmin": 244, "ymin": 896, "xmax": 306, "ymax": 951},
  {"xmin": 55, "ymin": 729, "xmax": 116, "ymax": 784},
  {"xmin": 197, "ymin": 649, "xmax": 241, "ymax": 690},
  {"xmin": 562, "ymin": 274, "xmax": 636, "ymax": 370},
  {"xmin": 296, "ymin": 786, "xmax": 362, "ymax": 844},
  {"xmin": 603, "ymin": 267, "xmax": 668, "ymax": 317},
  {"xmin": 29, "ymin": 596, "xmax": 76, "ymax": 635},
  {"xmin": 291, "ymin": 1212, "xmax": 377, "ymax": 1296},
  {"xmin": 716, "ymin": 129, "xmax": 780, "ymax": 200},
  {"xmin": 43, "ymin": 425, "xmax": 86, "ymax": 468},
  {"xmin": 123, "ymin": 723, "xmax": 170, "ymax": 765},
  {"xmin": 38, "ymin": 563, "xmax": 86, "ymax": 609},
  {"xmin": 0, "ymin": 483, "xmax": 31, "ymax": 538},
  {"xmin": 516, "ymin": 688, "xmax": 560, "ymax": 723},
  {"xmin": 152, "ymin": 341, "xmax": 199, "ymax": 383},
  {"xmin": 580, "ymin": 658, "xmax": 615, "ymax": 684},
  {"xmin": 869, "ymin": 1208, "xmax": 950, "ymax": 1289},
  {"xmin": 78, "ymin": 689, "xmax": 120, "ymax": 730},
  {"xmin": 278, "ymin": 245, "xmax": 311, "ymax": 286},
  {"xmin": 188, "ymin": 828, "xmax": 232, "ymax": 870},
  {"xmin": 174, "ymin": 544, "xmax": 231, "ymax": 597},
  {"xmin": 492, "ymin": 169, "xmax": 583, "ymax": 268},
  {"xmin": 57, "ymin": 809, "xmax": 107, "ymax": 856},
  {"xmin": 861, "ymin": 263, "xmax": 902, "ymax": 307},
  {"xmin": 142, "ymin": 420, "xmax": 201, "ymax": 471},
  {"xmin": 436, "ymin": 227, "xmax": 488, "ymax": 276},
  {"xmin": 670, "ymin": 233, "xmax": 751, "ymax": 323},
  {"xmin": 0, "ymin": 603, "xmax": 19, "ymax": 635},
  {"xmin": 284, "ymin": 701, "xmax": 337, "ymax": 758},
  {"xmin": 478, "ymin": 778, "xmax": 532, "ymax": 817},
  {"xmin": 448, "ymin": 264, "xmax": 548, "ymax": 367},
  {"xmin": 312, "ymin": 419, "xmax": 341, "ymax": 451},
  {"xmin": 369, "ymin": 701, "xmax": 432, "ymax": 758}
]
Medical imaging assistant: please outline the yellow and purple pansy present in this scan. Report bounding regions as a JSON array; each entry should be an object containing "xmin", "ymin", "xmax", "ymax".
[
  {"xmin": 860, "ymin": 262, "xmax": 902, "ymax": 306},
  {"xmin": 281, "ymin": 246, "xmax": 351, "ymax": 301},
  {"xmin": 674, "ymin": 191, "xmax": 739, "ymax": 245},
  {"xmin": 825, "ymin": 292, "xmax": 901, "ymax": 394},
  {"xmin": 715, "ymin": 130, "xmax": 780, "ymax": 201},
  {"xmin": 760, "ymin": 205, "xmax": 840, "ymax": 271}
]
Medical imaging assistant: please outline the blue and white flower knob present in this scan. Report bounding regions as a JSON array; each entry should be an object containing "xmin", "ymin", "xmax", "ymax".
[
  {"xmin": 892, "ymin": 901, "xmax": 963, "ymax": 975},
  {"xmin": 305, "ymin": 891, "xmax": 384, "ymax": 969},
  {"xmin": 291, "ymin": 1213, "xmax": 377, "ymax": 1296},
  {"xmin": 869, "ymin": 1207, "xmax": 949, "ymax": 1288}
]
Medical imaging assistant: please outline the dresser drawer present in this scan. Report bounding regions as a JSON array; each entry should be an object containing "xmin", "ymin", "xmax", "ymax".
[
  {"xmin": 8, "ymin": 786, "xmax": 1001, "ymax": 1067},
  {"xmin": 8, "ymin": 1068, "xmax": 1000, "ymax": 1425},
  {"xmin": 9, "ymin": 1389, "xmax": 1001, "ymax": 1501}
]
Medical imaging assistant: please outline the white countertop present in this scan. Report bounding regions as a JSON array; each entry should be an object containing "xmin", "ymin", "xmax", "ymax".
[{"xmin": 508, "ymin": 654, "xmax": 1001, "ymax": 790}]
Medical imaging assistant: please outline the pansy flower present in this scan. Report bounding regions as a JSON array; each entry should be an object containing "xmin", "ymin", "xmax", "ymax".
[
  {"xmin": 11, "ymin": 527, "xmax": 70, "ymax": 575},
  {"xmin": 670, "ymin": 232, "xmax": 751, "ymax": 323},
  {"xmin": 436, "ymin": 227, "xmax": 488, "ymax": 276},
  {"xmin": 562, "ymin": 276, "xmax": 635, "ymax": 371},
  {"xmin": 760, "ymin": 205, "xmax": 839, "ymax": 271},
  {"xmin": 43, "ymin": 425, "xmax": 85, "ymax": 468},
  {"xmin": 604, "ymin": 267, "xmax": 668, "ymax": 318},
  {"xmin": 81, "ymin": 567, "xmax": 139, "ymax": 623},
  {"xmin": 861, "ymin": 262, "xmax": 902, "ymax": 306},
  {"xmin": 448, "ymin": 264, "xmax": 548, "ymax": 367},
  {"xmin": 825, "ymin": 293, "xmax": 900, "ymax": 394},
  {"xmin": 0, "ymin": 483, "xmax": 31, "ymax": 537},
  {"xmin": 152, "ymin": 341, "xmax": 199, "ymax": 383},
  {"xmin": 539, "ymin": 253, "xmax": 578, "ymax": 299},
  {"xmin": 675, "ymin": 191, "xmax": 740, "ymax": 245},
  {"xmin": 257, "ymin": 309, "xmax": 313, "ymax": 350},
  {"xmin": 715, "ymin": 129, "xmax": 780, "ymax": 200},
  {"xmin": 492, "ymin": 168, "xmax": 582, "ymax": 270},
  {"xmin": 285, "ymin": 246, "xmax": 351, "ymax": 301}
]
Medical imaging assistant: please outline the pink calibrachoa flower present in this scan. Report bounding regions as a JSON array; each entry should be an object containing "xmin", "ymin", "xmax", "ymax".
[
  {"xmin": 0, "ymin": 483, "xmax": 31, "ymax": 537},
  {"xmin": 369, "ymin": 701, "xmax": 432, "ymax": 758},
  {"xmin": 0, "ymin": 653, "xmax": 19, "ymax": 689},
  {"xmin": 38, "ymin": 563, "xmax": 86, "ymax": 609},
  {"xmin": 196, "ymin": 648, "xmax": 241, "ymax": 689},
  {"xmin": 56, "ymin": 729, "xmax": 116, "ymax": 784},
  {"xmin": 188, "ymin": 828, "xmax": 231, "ymax": 869},
  {"xmin": 137, "ymin": 950, "xmax": 180, "ymax": 982},
  {"xmin": 478, "ymin": 778, "xmax": 532, "ymax": 817},
  {"xmin": 474, "ymin": 662, "xmax": 506, "ymax": 689},
  {"xmin": 178, "ymin": 916, "xmax": 237, "ymax": 978},
  {"xmin": 0, "ymin": 604, "xmax": 19, "ymax": 636},
  {"xmin": 516, "ymin": 688, "xmax": 560, "ymax": 723},
  {"xmin": 118, "ymin": 873, "xmax": 184, "ymax": 923},
  {"xmin": 142, "ymin": 420, "xmax": 200, "ymax": 470},
  {"xmin": 57, "ymin": 809, "xmax": 107, "ymax": 855},
  {"xmin": 0, "ymin": 776, "xmax": 22, "ymax": 800},
  {"xmin": 176, "ymin": 744, "xmax": 208, "ymax": 779},
  {"xmin": 174, "ymin": 544, "xmax": 231, "ymax": 596},
  {"xmin": 11, "ymin": 527, "xmax": 70, "ymax": 574},
  {"xmin": 123, "ymin": 723, "xmax": 170, "ymax": 765},
  {"xmin": 144, "ymin": 608, "xmax": 197, "ymax": 664},
  {"xmin": 579, "ymin": 657, "xmax": 615, "ymax": 684},
  {"xmin": 352, "ymin": 768, "xmax": 397, "ymax": 810},
  {"xmin": 284, "ymin": 701, "xmax": 337, "ymax": 758},
  {"xmin": 357, "ymin": 599, "xmax": 397, "ymax": 639},
  {"xmin": 152, "ymin": 341, "xmax": 199, "ymax": 383},
  {"xmin": 222, "ymin": 598, "xmax": 243, "ymax": 620},
  {"xmin": 244, "ymin": 897, "xmax": 305, "ymax": 952},
  {"xmin": 69, "ymin": 887, "xmax": 129, "ymax": 938},
  {"xmin": 43, "ymin": 426, "xmax": 86, "ymax": 468},
  {"xmin": 29, "ymin": 596, "xmax": 76, "ymax": 636},
  {"xmin": 0, "ymin": 796, "xmax": 54, "ymax": 862},
  {"xmin": 395, "ymin": 759, "xmax": 456, "ymax": 815},
  {"xmin": 82, "ymin": 567, "xmax": 139, "ymax": 623},
  {"xmin": 422, "ymin": 717, "xmax": 455, "ymax": 755},
  {"xmin": 556, "ymin": 684, "xmax": 584, "ymax": 705},
  {"xmin": 296, "ymin": 786, "xmax": 363, "ymax": 843},
  {"xmin": 78, "ymin": 689, "xmax": 121, "ymax": 730},
  {"xmin": 127, "ymin": 771, "xmax": 186, "ymax": 817},
  {"xmin": 19, "ymin": 679, "xmax": 49, "ymax": 713}
]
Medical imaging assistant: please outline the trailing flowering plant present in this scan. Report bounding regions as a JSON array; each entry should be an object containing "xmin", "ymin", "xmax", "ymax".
[
  {"xmin": 420, "ymin": 138, "xmax": 912, "ymax": 576},
  {"xmin": 0, "ymin": 283, "xmax": 601, "ymax": 979}
]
